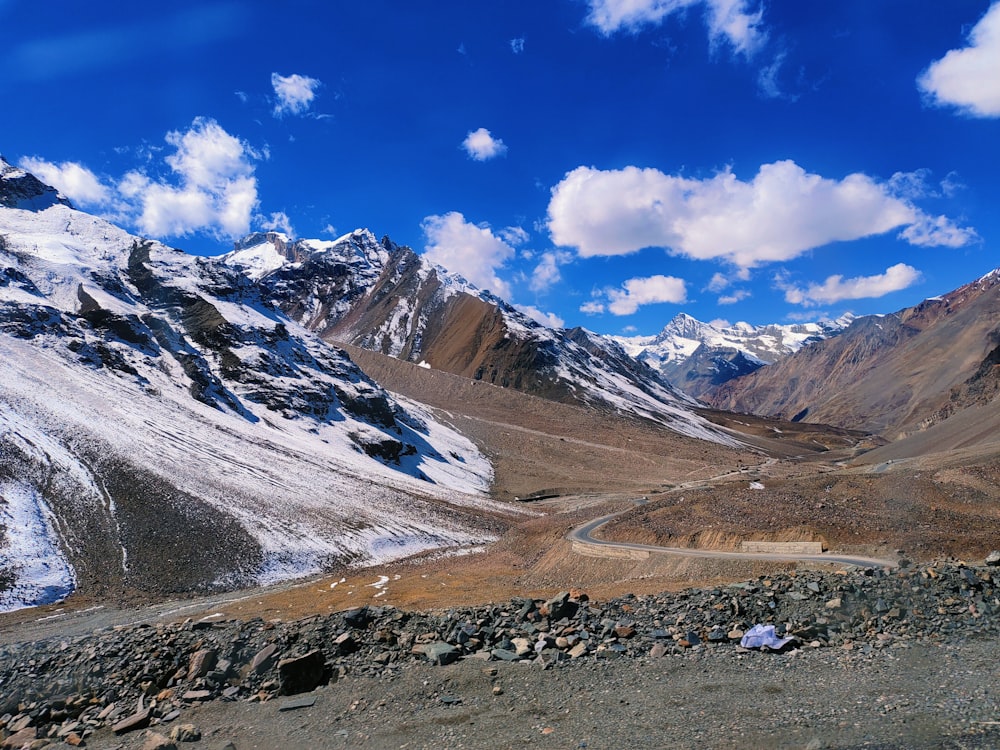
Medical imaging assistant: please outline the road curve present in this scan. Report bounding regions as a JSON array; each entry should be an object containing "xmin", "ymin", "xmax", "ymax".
[{"xmin": 568, "ymin": 509, "xmax": 898, "ymax": 568}]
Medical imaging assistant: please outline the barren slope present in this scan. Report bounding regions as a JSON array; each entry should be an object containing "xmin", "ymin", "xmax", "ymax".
[{"xmin": 705, "ymin": 270, "xmax": 1000, "ymax": 441}]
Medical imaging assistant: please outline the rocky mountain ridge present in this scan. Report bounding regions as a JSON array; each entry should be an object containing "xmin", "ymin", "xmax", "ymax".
[
  {"xmin": 221, "ymin": 230, "xmax": 742, "ymax": 445},
  {"xmin": 1, "ymin": 558, "xmax": 997, "ymax": 747}
]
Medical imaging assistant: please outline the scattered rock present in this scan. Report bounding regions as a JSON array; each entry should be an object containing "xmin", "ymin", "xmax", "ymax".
[
  {"xmin": 169, "ymin": 723, "xmax": 202, "ymax": 742},
  {"xmin": 187, "ymin": 648, "xmax": 217, "ymax": 680},
  {"xmin": 113, "ymin": 708, "xmax": 151, "ymax": 734},
  {"xmin": 423, "ymin": 642, "xmax": 459, "ymax": 666},
  {"xmin": 249, "ymin": 644, "xmax": 279, "ymax": 675},
  {"xmin": 1, "ymin": 561, "xmax": 999, "ymax": 743},
  {"xmin": 278, "ymin": 696, "xmax": 317, "ymax": 711},
  {"xmin": 277, "ymin": 650, "xmax": 327, "ymax": 695},
  {"xmin": 0, "ymin": 728, "xmax": 37, "ymax": 749},
  {"xmin": 140, "ymin": 731, "xmax": 178, "ymax": 750}
]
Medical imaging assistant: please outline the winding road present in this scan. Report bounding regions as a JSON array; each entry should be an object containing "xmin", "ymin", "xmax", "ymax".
[{"xmin": 569, "ymin": 507, "xmax": 898, "ymax": 568}]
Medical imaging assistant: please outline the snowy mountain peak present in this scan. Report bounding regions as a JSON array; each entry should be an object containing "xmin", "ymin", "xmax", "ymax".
[
  {"xmin": 656, "ymin": 312, "xmax": 713, "ymax": 342},
  {"xmin": 223, "ymin": 228, "xmax": 390, "ymax": 282},
  {"xmin": 615, "ymin": 312, "xmax": 854, "ymax": 399},
  {"xmin": 0, "ymin": 156, "xmax": 72, "ymax": 211}
]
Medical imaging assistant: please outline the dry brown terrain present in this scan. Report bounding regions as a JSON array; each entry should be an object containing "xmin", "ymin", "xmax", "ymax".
[{"xmin": 147, "ymin": 347, "xmax": 999, "ymax": 625}]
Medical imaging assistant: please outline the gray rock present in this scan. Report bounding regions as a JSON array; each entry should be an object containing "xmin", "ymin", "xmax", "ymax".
[
  {"xmin": 112, "ymin": 708, "xmax": 151, "ymax": 735},
  {"xmin": 424, "ymin": 642, "xmax": 460, "ymax": 666},
  {"xmin": 277, "ymin": 650, "xmax": 327, "ymax": 695},
  {"xmin": 491, "ymin": 648, "xmax": 521, "ymax": 662},
  {"xmin": 278, "ymin": 695, "xmax": 317, "ymax": 711},
  {"xmin": 249, "ymin": 643, "xmax": 279, "ymax": 675}
]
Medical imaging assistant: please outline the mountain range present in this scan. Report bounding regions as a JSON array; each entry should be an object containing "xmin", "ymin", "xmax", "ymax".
[
  {"xmin": 220, "ymin": 230, "xmax": 737, "ymax": 445},
  {"xmin": 2, "ymin": 156, "xmax": 999, "ymax": 616},
  {"xmin": 705, "ymin": 270, "xmax": 1000, "ymax": 441},
  {"xmin": 615, "ymin": 313, "xmax": 854, "ymax": 399}
]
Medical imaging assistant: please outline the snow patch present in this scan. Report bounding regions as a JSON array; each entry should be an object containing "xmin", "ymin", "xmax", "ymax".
[{"xmin": 0, "ymin": 481, "xmax": 76, "ymax": 613}]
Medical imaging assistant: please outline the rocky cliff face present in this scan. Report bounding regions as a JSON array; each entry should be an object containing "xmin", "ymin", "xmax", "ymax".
[{"xmin": 704, "ymin": 270, "xmax": 1000, "ymax": 438}]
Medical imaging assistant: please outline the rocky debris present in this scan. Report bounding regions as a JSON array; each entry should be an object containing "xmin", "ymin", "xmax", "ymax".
[{"xmin": 1, "ymin": 560, "xmax": 998, "ymax": 744}]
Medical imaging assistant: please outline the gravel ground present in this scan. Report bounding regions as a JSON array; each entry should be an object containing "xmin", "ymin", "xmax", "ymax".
[{"xmin": 79, "ymin": 637, "xmax": 1000, "ymax": 749}]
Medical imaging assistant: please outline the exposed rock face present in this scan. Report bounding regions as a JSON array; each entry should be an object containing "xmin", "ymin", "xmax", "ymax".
[
  {"xmin": 1, "ymin": 561, "xmax": 998, "ymax": 743},
  {"xmin": 704, "ymin": 270, "xmax": 1000, "ymax": 438}
]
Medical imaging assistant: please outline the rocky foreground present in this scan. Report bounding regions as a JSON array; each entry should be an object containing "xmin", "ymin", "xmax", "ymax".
[{"xmin": 1, "ymin": 559, "xmax": 999, "ymax": 749}]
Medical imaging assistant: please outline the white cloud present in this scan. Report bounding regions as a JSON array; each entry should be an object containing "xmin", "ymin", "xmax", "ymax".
[
  {"xmin": 888, "ymin": 169, "xmax": 935, "ymax": 200},
  {"xmin": 584, "ymin": 0, "xmax": 765, "ymax": 55},
  {"xmin": 781, "ymin": 263, "xmax": 922, "ymax": 307},
  {"xmin": 271, "ymin": 72, "xmax": 322, "ymax": 117},
  {"xmin": 499, "ymin": 226, "xmax": 529, "ymax": 246},
  {"xmin": 120, "ymin": 117, "xmax": 260, "ymax": 239},
  {"xmin": 918, "ymin": 3, "xmax": 1000, "ymax": 118},
  {"xmin": 515, "ymin": 304, "xmax": 564, "ymax": 328},
  {"xmin": 530, "ymin": 250, "xmax": 573, "ymax": 292},
  {"xmin": 606, "ymin": 275, "xmax": 688, "ymax": 315},
  {"xmin": 18, "ymin": 158, "xmax": 113, "ymax": 206},
  {"xmin": 580, "ymin": 300, "xmax": 606, "ymax": 314},
  {"xmin": 421, "ymin": 212, "xmax": 515, "ymax": 298},
  {"xmin": 757, "ymin": 51, "xmax": 800, "ymax": 101},
  {"xmin": 547, "ymin": 160, "xmax": 975, "ymax": 268},
  {"xmin": 322, "ymin": 223, "xmax": 338, "ymax": 236},
  {"xmin": 706, "ymin": 272, "xmax": 730, "ymax": 292},
  {"xmin": 900, "ymin": 214, "xmax": 978, "ymax": 248},
  {"xmin": 510, "ymin": 37, "xmax": 525, "ymax": 54},
  {"xmin": 718, "ymin": 289, "xmax": 750, "ymax": 305},
  {"xmin": 940, "ymin": 172, "xmax": 966, "ymax": 198},
  {"xmin": 259, "ymin": 211, "xmax": 294, "ymax": 236},
  {"xmin": 462, "ymin": 128, "xmax": 507, "ymax": 161}
]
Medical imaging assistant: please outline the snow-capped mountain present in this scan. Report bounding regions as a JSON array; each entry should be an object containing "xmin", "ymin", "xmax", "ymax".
[
  {"xmin": 222, "ymin": 231, "xmax": 741, "ymax": 445},
  {"xmin": 615, "ymin": 313, "xmax": 854, "ymax": 399},
  {"xmin": 0, "ymin": 158, "xmax": 507, "ymax": 612}
]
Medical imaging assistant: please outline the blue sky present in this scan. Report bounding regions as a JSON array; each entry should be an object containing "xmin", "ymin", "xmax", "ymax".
[{"xmin": 3, "ymin": 1, "xmax": 998, "ymax": 334}]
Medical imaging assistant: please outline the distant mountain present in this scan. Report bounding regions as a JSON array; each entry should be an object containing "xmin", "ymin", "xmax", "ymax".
[
  {"xmin": 222, "ymin": 231, "xmax": 741, "ymax": 446},
  {"xmin": 615, "ymin": 313, "xmax": 853, "ymax": 399},
  {"xmin": 0, "ymin": 159, "xmax": 501, "ymax": 612},
  {"xmin": 705, "ymin": 270, "xmax": 1000, "ymax": 440}
]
